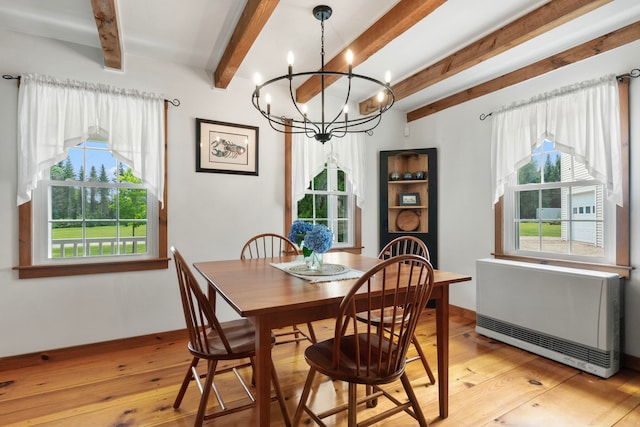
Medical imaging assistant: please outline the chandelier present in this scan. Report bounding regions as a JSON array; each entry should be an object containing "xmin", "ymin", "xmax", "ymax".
[{"xmin": 251, "ymin": 5, "xmax": 395, "ymax": 144}]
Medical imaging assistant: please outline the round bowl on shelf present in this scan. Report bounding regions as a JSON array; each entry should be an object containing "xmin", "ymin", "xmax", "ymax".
[{"xmin": 396, "ymin": 210, "xmax": 420, "ymax": 231}]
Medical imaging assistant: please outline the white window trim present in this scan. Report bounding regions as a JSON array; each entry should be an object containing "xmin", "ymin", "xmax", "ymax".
[
  {"xmin": 32, "ymin": 177, "xmax": 158, "ymax": 265},
  {"xmin": 502, "ymin": 177, "xmax": 615, "ymax": 264},
  {"xmin": 293, "ymin": 163, "xmax": 356, "ymax": 248}
]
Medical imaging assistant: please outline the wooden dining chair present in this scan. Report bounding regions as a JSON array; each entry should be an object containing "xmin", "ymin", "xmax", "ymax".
[
  {"xmin": 240, "ymin": 233, "xmax": 317, "ymax": 344},
  {"xmin": 170, "ymin": 246, "xmax": 290, "ymax": 427},
  {"xmin": 240, "ymin": 232, "xmax": 299, "ymax": 260},
  {"xmin": 293, "ymin": 254, "xmax": 435, "ymax": 427},
  {"xmin": 361, "ymin": 235, "xmax": 436, "ymax": 384}
]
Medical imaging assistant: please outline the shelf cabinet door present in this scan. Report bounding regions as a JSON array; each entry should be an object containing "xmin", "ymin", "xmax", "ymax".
[{"xmin": 379, "ymin": 148, "xmax": 438, "ymax": 268}]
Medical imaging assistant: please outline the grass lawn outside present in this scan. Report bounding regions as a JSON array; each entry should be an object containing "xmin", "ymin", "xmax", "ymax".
[{"xmin": 518, "ymin": 222, "xmax": 561, "ymax": 237}]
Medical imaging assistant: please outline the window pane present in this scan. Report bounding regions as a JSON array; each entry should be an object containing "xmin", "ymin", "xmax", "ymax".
[
  {"xmin": 518, "ymin": 159, "xmax": 541, "ymax": 184},
  {"xmin": 337, "ymin": 169, "xmax": 345, "ymax": 191},
  {"xmin": 517, "ymin": 190, "xmax": 538, "ymax": 220},
  {"xmin": 51, "ymin": 186, "xmax": 82, "ymax": 220},
  {"xmin": 297, "ymin": 194, "xmax": 313, "ymax": 218},
  {"xmin": 314, "ymin": 194, "xmax": 327, "ymax": 219},
  {"xmin": 543, "ymin": 152, "xmax": 561, "ymax": 183},
  {"xmin": 336, "ymin": 219, "xmax": 347, "ymax": 243},
  {"xmin": 337, "ymin": 195, "xmax": 348, "ymax": 218},
  {"xmin": 51, "ymin": 221, "xmax": 84, "ymax": 258},
  {"xmin": 517, "ymin": 221, "xmax": 540, "ymax": 252},
  {"xmin": 313, "ymin": 168, "xmax": 327, "ymax": 191}
]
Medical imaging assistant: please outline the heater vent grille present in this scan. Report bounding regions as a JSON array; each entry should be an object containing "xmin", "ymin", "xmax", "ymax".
[{"xmin": 477, "ymin": 315, "xmax": 611, "ymax": 368}]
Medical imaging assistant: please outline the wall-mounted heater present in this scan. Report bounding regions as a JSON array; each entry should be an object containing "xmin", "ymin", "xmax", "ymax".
[{"xmin": 476, "ymin": 258, "xmax": 623, "ymax": 378}]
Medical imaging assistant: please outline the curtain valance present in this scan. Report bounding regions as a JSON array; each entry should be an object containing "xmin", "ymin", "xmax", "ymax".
[
  {"xmin": 491, "ymin": 74, "xmax": 622, "ymax": 206},
  {"xmin": 292, "ymin": 134, "xmax": 365, "ymax": 208},
  {"xmin": 17, "ymin": 74, "xmax": 165, "ymax": 206}
]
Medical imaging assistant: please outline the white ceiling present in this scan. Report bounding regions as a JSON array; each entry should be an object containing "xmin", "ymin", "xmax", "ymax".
[{"xmin": 1, "ymin": 0, "xmax": 639, "ymax": 116}]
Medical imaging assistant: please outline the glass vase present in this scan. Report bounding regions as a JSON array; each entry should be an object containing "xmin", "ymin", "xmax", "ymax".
[{"xmin": 305, "ymin": 251, "xmax": 324, "ymax": 270}]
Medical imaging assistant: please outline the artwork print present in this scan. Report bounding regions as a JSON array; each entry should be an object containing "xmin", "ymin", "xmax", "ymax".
[{"xmin": 196, "ymin": 118, "xmax": 258, "ymax": 175}]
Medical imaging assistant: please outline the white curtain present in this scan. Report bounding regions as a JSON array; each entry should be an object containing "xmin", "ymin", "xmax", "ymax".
[
  {"xmin": 292, "ymin": 133, "xmax": 365, "ymax": 208},
  {"xmin": 491, "ymin": 74, "xmax": 622, "ymax": 206},
  {"xmin": 17, "ymin": 74, "xmax": 165, "ymax": 206}
]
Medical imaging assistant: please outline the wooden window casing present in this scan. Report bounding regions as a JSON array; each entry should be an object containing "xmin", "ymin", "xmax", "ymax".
[
  {"xmin": 493, "ymin": 80, "xmax": 631, "ymax": 278},
  {"xmin": 14, "ymin": 102, "xmax": 170, "ymax": 279}
]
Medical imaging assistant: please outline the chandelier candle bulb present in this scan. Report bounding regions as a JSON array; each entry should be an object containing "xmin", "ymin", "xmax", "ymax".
[
  {"xmin": 346, "ymin": 49, "xmax": 353, "ymax": 75},
  {"xmin": 287, "ymin": 51, "xmax": 294, "ymax": 78},
  {"xmin": 385, "ymin": 71, "xmax": 391, "ymax": 84},
  {"xmin": 266, "ymin": 94, "xmax": 271, "ymax": 115}
]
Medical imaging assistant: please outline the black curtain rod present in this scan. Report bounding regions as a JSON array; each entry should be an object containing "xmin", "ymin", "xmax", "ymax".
[
  {"xmin": 2, "ymin": 74, "xmax": 180, "ymax": 106},
  {"xmin": 479, "ymin": 68, "xmax": 639, "ymax": 121}
]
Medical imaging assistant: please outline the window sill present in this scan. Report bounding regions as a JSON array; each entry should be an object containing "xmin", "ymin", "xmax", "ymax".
[
  {"xmin": 13, "ymin": 258, "xmax": 170, "ymax": 279},
  {"xmin": 492, "ymin": 253, "xmax": 632, "ymax": 279}
]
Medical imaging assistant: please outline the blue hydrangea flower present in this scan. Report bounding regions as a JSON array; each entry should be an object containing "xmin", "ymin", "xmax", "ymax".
[
  {"xmin": 303, "ymin": 224, "xmax": 333, "ymax": 253},
  {"xmin": 288, "ymin": 220, "xmax": 313, "ymax": 246}
]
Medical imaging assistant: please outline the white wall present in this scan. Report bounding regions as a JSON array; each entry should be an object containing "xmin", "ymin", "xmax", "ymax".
[
  {"xmin": 1, "ymin": 28, "xmax": 638, "ymax": 359},
  {"xmin": 406, "ymin": 40, "xmax": 640, "ymax": 358}
]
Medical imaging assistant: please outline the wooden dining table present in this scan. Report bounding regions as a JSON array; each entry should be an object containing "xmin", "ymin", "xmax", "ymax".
[{"xmin": 193, "ymin": 251, "xmax": 471, "ymax": 426}]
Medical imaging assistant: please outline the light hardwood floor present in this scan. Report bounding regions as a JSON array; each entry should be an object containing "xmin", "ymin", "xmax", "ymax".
[{"xmin": 1, "ymin": 311, "xmax": 640, "ymax": 426}]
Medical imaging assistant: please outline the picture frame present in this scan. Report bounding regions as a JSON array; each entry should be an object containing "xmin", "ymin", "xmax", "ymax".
[
  {"xmin": 195, "ymin": 118, "xmax": 259, "ymax": 175},
  {"xmin": 399, "ymin": 192, "xmax": 420, "ymax": 206}
]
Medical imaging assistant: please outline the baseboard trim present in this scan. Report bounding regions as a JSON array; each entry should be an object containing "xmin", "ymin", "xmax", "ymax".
[
  {"xmin": 449, "ymin": 304, "xmax": 477, "ymax": 321},
  {"xmin": 0, "ymin": 328, "xmax": 188, "ymax": 372},
  {"xmin": 3, "ymin": 311, "xmax": 638, "ymax": 374},
  {"xmin": 623, "ymin": 353, "xmax": 640, "ymax": 372}
]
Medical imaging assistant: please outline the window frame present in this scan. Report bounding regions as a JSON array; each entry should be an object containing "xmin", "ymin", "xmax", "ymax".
[
  {"xmin": 493, "ymin": 79, "xmax": 631, "ymax": 278},
  {"xmin": 293, "ymin": 162, "xmax": 356, "ymax": 248},
  {"xmin": 14, "ymin": 102, "xmax": 170, "ymax": 279},
  {"xmin": 284, "ymin": 128, "xmax": 362, "ymax": 254}
]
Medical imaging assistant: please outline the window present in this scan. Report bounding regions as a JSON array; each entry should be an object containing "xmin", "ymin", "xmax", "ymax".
[
  {"xmin": 294, "ymin": 162, "xmax": 355, "ymax": 247},
  {"xmin": 33, "ymin": 140, "xmax": 155, "ymax": 262},
  {"xmin": 16, "ymin": 105, "xmax": 169, "ymax": 279},
  {"xmin": 494, "ymin": 79, "xmax": 630, "ymax": 278},
  {"xmin": 504, "ymin": 140, "xmax": 610, "ymax": 261},
  {"xmin": 284, "ymin": 132, "xmax": 361, "ymax": 253}
]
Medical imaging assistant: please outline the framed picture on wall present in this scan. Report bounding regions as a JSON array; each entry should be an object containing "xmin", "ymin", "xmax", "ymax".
[
  {"xmin": 399, "ymin": 192, "xmax": 420, "ymax": 206},
  {"xmin": 195, "ymin": 118, "xmax": 259, "ymax": 175}
]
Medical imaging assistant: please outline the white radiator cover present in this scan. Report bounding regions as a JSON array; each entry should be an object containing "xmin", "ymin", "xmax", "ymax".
[{"xmin": 475, "ymin": 258, "xmax": 623, "ymax": 378}]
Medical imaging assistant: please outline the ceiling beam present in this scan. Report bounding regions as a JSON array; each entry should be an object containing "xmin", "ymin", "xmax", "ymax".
[
  {"xmin": 91, "ymin": 0, "xmax": 122, "ymax": 70},
  {"xmin": 214, "ymin": 0, "xmax": 280, "ymax": 89},
  {"xmin": 295, "ymin": 0, "xmax": 447, "ymax": 104},
  {"xmin": 406, "ymin": 19, "xmax": 640, "ymax": 122},
  {"xmin": 359, "ymin": 0, "xmax": 612, "ymax": 115}
]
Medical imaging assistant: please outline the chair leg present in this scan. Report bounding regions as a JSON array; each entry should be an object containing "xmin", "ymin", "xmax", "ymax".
[
  {"xmin": 174, "ymin": 356, "xmax": 199, "ymax": 409},
  {"xmin": 400, "ymin": 372, "xmax": 428, "ymax": 427},
  {"xmin": 271, "ymin": 361, "xmax": 291, "ymax": 427},
  {"xmin": 412, "ymin": 334, "xmax": 436, "ymax": 384},
  {"xmin": 195, "ymin": 360, "xmax": 217, "ymax": 427},
  {"xmin": 293, "ymin": 368, "xmax": 317, "ymax": 426},
  {"xmin": 306, "ymin": 322, "xmax": 317, "ymax": 343},
  {"xmin": 347, "ymin": 382, "xmax": 357, "ymax": 427}
]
